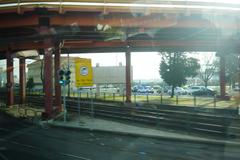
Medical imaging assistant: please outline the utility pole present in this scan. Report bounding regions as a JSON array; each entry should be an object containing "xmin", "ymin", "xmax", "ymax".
[
  {"xmin": 67, "ymin": 53, "xmax": 70, "ymax": 97},
  {"xmin": 59, "ymin": 69, "xmax": 71, "ymax": 122},
  {"xmin": 238, "ymin": 55, "xmax": 240, "ymax": 94}
]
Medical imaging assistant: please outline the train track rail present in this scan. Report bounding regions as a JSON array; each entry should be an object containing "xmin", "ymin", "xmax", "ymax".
[
  {"xmin": 1, "ymin": 94, "xmax": 240, "ymax": 138},
  {"xmin": 27, "ymin": 95, "xmax": 240, "ymax": 138}
]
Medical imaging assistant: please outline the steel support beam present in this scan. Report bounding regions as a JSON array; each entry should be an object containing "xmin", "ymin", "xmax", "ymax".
[
  {"xmin": 0, "ymin": 2, "xmax": 239, "ymax": 15},
  {"xmin": 125, "ymin": 47, "xmax": 131, "ymax": 103},
  {"xmin": 43, "ymin": 48, "xmax": 53, "ymax": 118},
  {"xmin": 6, "ymin": 51, "xmax": 14, "ymax": 106},
  {"xmin": 54, "ymin": 47, "xmax": 62, "ymax": 112},
  {"xmin": 0, "ymin": 13, "xmax": 238, "ymax": 30},
  {"xmin": 0, "ymin": 40, "xmax": 229, "ymax": 54},
  {"xmin": 220, "ymin": 55, "xmax": 226, "ymax": 98},
  {"xmin": 19, "ymin": 58, "xmax": 26, "ymax": 104}
]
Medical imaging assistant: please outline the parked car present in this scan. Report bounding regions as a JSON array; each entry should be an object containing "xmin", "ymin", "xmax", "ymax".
[
  {"xmin": 153, "ymin": 85, "xmax": 162, "ymax": 94},
  {"xmin": 234, "ymin": 86, "xmax": 240, "ymax": 91},
  {"xmin": 100, "ymin": 86, "xmax": 118, "ymax": 93},
  {"xmin": 145, "ymin": 86, "xmax": 154, "ymax": 93},
  {"xmin": 137, "ymin": 86, "xmax": 154, "ymax": 94},
  {"xmin": 132, "ymin": 86, "xmax": 139, "ymax": 92},
  {"xmin": 192, "ymin": 88, "xmax": 216, "ymax": 96},
  {"xmin": 186, "ymin": 86, "xmax": 205, "ymax": 95},
  {"xmin": 167, "ymin": 87, "xmax": 187, "ymax": 95},
  {"xmin": 163, "ymin": 86, "xmax": 172, "ymax": 93},
  {"xmin": 137, "ymin": 89, "xmax": 145, "ymax": 93}
]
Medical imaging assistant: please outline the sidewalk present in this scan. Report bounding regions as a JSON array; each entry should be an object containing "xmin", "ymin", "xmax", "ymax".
[{"xmin": 51, "ymin": 114, "xmax": 240, "ymax": 146}]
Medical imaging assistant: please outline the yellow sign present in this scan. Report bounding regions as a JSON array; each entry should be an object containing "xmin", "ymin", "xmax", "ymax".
[{"xmin": 75, "ymin": 58, "xmax": 93, "ymax": 87}]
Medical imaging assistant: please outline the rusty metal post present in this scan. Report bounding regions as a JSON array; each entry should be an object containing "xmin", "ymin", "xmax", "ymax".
[
  {"xmin": 213, "ymin": 94, "xmax": 216, "ymax": 108},
  {"xmin": 113, "ymin": 93, "xmax": 115, "ymax": 101},
  {"xmin": 160, "ymin": 94, "xmax": 163, "ymax": 104},
  {"xmin": 134, "ymin": 94, "xmax": 136, "ymax": 104},
  {"xmin": 176, "ymin": 95, "xmax": 179, "ymax": 105},
  {"xmin": 146, "ymin": 93, "xmax": 149, "ymax": 103},
  {"xmin": 19, "ymin": 58, "xmax": 26, "ymax": 105},
  {"xmin": 95, "ymin": 93, "xmax": 97, "ymax": 99},
  {"xmin": 39, "ymin": 17, "xmax": 54, "ymax": 118},
  {"xmin": 54, "ymin": 47, "xmax": 62, "ymax": 112},
  {"xmin": 6, "ymin": 51, "xmax": 14, "ymax": 106},
  {"xmin": 219, "ymin": 55, "xmax": 226, "ymax": 99},
  {"xmin": 194, "ymin": 95, "xmax": 196, "ymax": 106},
  {"xmin": 125, "ymin": 47, "xmax": 131, "ymax": 103},
  {"xmin": 43, "ymin": 48, "xmax": 53, "ymax": 118}
]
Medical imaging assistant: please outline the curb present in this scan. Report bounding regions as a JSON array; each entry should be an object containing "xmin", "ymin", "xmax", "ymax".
[
  {"xmin": 50, "ymin": 123, "xmax": 240, "ymax": 147},
  {"xmin": 37, "ymin": 112, "xmax": 64, "ymax": 125}
]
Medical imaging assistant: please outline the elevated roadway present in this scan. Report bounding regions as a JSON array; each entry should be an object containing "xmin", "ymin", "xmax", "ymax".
[{"xmin": 0, "ymin": 0, "xmax": 239, "ymax": 117}]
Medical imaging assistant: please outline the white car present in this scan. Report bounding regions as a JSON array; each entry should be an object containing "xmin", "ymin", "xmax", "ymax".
[
  {"xmin": 145, "ymin": 86, "xmax": 154, "ymax": 93},
  {"xmin": 167, "ymin": 87, "xmax": 187, "ymax": 95},
  {"xmin": 100, "ymin": 86, "xmax": 118, "ymax": 93},
  {"xmin": 137, "ymin": 86, "xmax": 146, "ymax": 93},
  {"xmin": 137, "ymin": 86, "xmax": 154, "ymax": 93}
]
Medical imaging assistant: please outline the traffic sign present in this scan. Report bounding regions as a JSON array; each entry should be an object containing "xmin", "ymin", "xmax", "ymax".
[{"xmin": 75, "ymin": 58, "xmax": 93, "ymax": 87}]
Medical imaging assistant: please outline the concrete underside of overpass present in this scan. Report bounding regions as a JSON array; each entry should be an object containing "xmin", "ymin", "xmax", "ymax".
[{"xmin": 0, "ymin": 1, "xmax": 239, "ymax": 118}]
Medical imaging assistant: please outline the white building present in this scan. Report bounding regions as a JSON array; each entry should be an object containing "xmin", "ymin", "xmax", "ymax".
[
  {"xmin": 0, "ymin": 67, "xmax": 5, "ymax": 87},
  {"xmin": 27, "ymin": 57, "xmax": 133, "ymax": 93}
]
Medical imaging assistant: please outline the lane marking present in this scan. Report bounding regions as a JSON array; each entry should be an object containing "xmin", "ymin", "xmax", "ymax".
[
  {"xmin": 7, "ymin": 140, "xmax": 92, "ymax": 160},
  {"xmin": 0, "ymin": 153, "xmax": 8, "ymax": 160},
  {"xmin": 60, "ymin": 153, "xmax": 92, "ymax": 160},
  {"xmin": 10, "ymin": 141, "xmax": 38, "ymax": 149}
]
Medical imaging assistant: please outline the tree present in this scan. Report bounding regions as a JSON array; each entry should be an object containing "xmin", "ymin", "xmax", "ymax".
[
  {"xmin": 198, "ymin": 56, "xmax": 218, "ymax": 88},
  {"xmin": 225, "ymin": 54, "xmax": 239, "ymax": 89},
  {"xmin": 26, "ymin": 77, "xmax": 35, "ymax": 93},
  {"xmin": 159, "ymin": 52, "xmax": 200, "ymax": 97}
]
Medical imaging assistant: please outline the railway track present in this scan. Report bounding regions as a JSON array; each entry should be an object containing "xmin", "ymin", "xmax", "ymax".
[
  {"xmin": 25, "ymin": 95, "xmax": 240, "ymax": 138},
  {"xmin": 1, "ymin": 94, "xmax": 240, "ymax": 138}
]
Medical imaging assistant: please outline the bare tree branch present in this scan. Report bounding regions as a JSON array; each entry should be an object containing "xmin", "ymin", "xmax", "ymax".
[{"xmin": 198, "ymin": 55, "xmax": 218, "ymax": 88}]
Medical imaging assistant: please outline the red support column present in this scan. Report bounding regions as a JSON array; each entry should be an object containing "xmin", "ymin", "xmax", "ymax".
[
  {"xmin": 6, "ymin": 51, "xmax": 14, "ymax": 106},
  {"xmin": 19, "ymin": 58, "xmax": 26, "ymax": 104},
  {"xmin": 220, "ymin": 55, "xmax": 226, "ymax": 98},
  {"xmin": 54, "ymin": 48, "xmax": 62, "ymax": 112},
  {"xmin": 43, "ymin": 48, "xmax": 53, "ymax": 118},
  {"xmin": 125, "ymin": 48, "xmax": 131, "ymax": 103}
]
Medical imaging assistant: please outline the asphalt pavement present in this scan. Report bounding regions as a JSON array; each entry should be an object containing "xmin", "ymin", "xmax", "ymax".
[{"xmin": 0, "ymin": 112, "xmax": 240, "ymax": 160}]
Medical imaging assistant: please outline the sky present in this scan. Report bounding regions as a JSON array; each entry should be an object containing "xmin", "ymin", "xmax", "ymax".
[
  {"xmin": 70, "ymin": 52, "xmax": 162, "ymax": 80},
  {"xmin": 0, "ymin": 52, "xmax": 216, "ymax": 81},
  {"xmin": 186, "ymin": 0, "xmax": 240, "ymax": 4},
  {"xmin": 66, "ymin": 52, "xmax": 216, "ymax": 80}
]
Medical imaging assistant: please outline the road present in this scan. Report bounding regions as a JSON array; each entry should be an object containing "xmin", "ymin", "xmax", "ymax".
[{"xmin": 0, "ymin": 112, "xmax": 239, "ymax": 160}]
